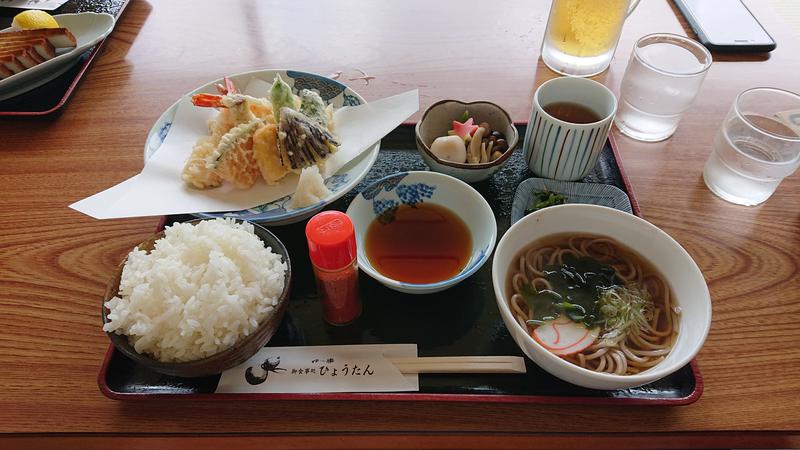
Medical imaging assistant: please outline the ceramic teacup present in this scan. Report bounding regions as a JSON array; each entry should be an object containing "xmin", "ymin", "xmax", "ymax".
[{"xmin": 523, "ymin": 77, "xmax": 617, "ymax": 181}]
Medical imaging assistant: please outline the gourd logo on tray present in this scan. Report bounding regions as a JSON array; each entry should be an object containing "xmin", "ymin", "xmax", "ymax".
[{"xmin": 245, "ymin": 356, "xmax": 286, "ymax": 385}]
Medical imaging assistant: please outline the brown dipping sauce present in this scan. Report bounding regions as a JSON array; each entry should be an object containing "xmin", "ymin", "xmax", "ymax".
[
  {"xmin": 543, "ymin": 102, "xmax": 602, "ymax": 124},
  {"xmin": 365, "ymin": 203, "xmax": 472, "ymax": 284}
]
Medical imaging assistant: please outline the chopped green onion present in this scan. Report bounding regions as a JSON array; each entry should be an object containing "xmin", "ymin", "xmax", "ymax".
[{"xmin": 595, "ymin": 284, "xmax": 654, "ymax": 345}]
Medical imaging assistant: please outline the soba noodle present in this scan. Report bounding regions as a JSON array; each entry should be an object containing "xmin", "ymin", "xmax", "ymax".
[{"xmin": 509, "ymin": 234, "xmax": 679, "ymax": 375}]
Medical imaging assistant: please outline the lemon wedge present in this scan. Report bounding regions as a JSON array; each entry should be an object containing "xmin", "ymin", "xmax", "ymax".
[{"xmin": 11, "ymin": 10, "xmax": 59, "ymax": 30}]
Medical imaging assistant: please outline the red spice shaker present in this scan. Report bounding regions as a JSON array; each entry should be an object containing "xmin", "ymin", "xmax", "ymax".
[{"xmin": 305, "ymin": 211, "xmax": 361, "ymax": 325}]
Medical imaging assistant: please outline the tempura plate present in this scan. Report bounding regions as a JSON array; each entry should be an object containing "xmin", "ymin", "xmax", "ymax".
[{"xmin": 143, "ymin": 69, "xmax": 380, "ymax": 226}]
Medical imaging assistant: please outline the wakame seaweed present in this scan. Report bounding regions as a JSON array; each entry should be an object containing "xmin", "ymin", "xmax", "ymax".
[{"xmin": 521, "ymin": 254, "xmax": 619, "ymax": 328}]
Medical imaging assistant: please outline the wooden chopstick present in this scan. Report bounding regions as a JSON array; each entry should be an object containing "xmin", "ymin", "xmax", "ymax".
[{"xmin": 387, "ymin": 356, "xmax": 526, "ymax": 374}]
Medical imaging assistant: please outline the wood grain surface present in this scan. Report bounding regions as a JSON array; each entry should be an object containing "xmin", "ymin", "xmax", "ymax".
[{"xmin": 0, "ymin": 0, "xmax": 798, "ymax": 447}]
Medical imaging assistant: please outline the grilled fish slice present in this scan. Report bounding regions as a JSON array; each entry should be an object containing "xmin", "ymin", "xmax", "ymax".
[
  {"xmin": 0, "ymin": 28, "xmax": 77, "ymax": 49},
  {"xmin": 0, "ymin": 33, "xmax": 63, "ymax": 79},
  {"xmin": 0, "ymin": 37, "xmax": 55, "ymax": 60},
  {"xmin": 0, "ymin": 51, "xmax": 26, "ymax": 73},
  {"xmin": 0, "ymin": 46, "xmax": 42, "ymax": 68}
]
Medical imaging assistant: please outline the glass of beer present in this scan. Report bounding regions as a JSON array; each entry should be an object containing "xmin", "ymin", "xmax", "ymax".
[{"xmin": 541, "ymin": 0, "xmax": 640, "ymax": 77}]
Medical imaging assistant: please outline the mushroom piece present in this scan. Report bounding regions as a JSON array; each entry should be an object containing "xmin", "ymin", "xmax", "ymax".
[
  {"xmin": 467, "ymin": 127, "xmax": 486, "ymax": 164},
  {"xmin": 430, "ymin": 135, "xmax": 467, "ymax": 163}
]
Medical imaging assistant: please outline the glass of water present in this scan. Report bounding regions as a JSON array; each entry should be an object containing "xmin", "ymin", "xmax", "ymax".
[
  {"xmin": 703, "ymin": 88, "xmax": 800, "ymax": 206},
  {"xmin": 615, "ymin": 33, "xmax": 712, "ymax": 142}
]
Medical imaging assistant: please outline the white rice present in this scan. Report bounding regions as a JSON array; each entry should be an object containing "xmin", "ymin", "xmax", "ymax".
[{"xmin": 103, "ymin": 218, "xmax": 287, "ymax": 363}]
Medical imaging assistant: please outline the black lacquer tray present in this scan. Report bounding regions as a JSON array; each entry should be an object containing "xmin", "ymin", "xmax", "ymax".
[
  {"xmin": 0, "ymin": 0, "xmax": 130, "ymax": 116},
  {"xmin": 99, "ymin": 125, "xmax": 702, "ymax": 404}
]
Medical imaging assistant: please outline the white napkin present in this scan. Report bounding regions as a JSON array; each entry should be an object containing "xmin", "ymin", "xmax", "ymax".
[{"xmin": 69, "ymin": 88, "xmax": 419, "ymax": 219}]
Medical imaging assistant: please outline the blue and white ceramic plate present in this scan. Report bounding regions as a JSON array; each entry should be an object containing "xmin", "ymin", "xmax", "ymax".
[
  {"xmin": 511, "ymin": 177, "xmax": 633, "ymax": 225},
  {"xmin": 346, "ymin": 171, "xmax": 497, "ymax": 294},
  {"xmin": 144, "ymin": 69, "xmax": 380, "ymax": 226}
]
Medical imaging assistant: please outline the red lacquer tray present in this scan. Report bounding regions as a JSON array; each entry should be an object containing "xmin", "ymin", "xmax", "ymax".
[{"xmin": 98, "ymin": 126, "xmax": 702, "ymax": 405}]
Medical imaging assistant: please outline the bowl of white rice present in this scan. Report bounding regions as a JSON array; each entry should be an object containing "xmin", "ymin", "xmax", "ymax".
[{"xmin": 102, "ymin": 218, "xmax": 291, "ymax": 377}]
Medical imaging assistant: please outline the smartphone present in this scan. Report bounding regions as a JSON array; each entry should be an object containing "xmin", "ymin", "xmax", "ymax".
[{"xmin": 672, "ymin": 0, "xmax": 776, "ymax": 52}]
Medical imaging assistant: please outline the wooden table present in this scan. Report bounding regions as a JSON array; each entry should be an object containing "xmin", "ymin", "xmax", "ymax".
[{"xmin": 1, "ymin": 0, "xmax": 798, "ymax": 448}]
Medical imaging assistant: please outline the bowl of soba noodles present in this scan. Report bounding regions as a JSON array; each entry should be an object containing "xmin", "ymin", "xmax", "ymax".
[{"xmin": 492, "ymin": 204, "xmax": 711, "ymax": 390}]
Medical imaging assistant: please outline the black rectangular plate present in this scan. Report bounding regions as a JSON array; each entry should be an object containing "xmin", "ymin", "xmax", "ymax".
[
  {"xmin": 100, "ymin": 125, "xmax": 701, "ymax": 404},
  {"xmin": 0, "ymin": 0, "xmax": 130, "ymax": 116}
]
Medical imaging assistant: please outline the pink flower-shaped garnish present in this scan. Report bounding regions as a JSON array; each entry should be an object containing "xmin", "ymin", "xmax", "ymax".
[{"xmin": 451, "ymin": 117, "xmax": 479, "ymax": 139}]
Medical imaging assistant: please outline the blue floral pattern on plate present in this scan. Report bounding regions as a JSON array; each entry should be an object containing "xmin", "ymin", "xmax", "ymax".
[
  {"xmin": 143, "ymin": 69, "xmax": 379, "ymax": 225},
  {"xmin": 343, "ymin": 93, "xmax": 361, "ymax": 107},
  {"xmin": 372, "ymin": 198, "xmax": 400, "ymax": 223},
  {"xmin": 396, "ymin": 183, "xmax": 435, "ymax": 207},
  {"xmin": 157, "ymin": 122, "xmax": 172, "ymax": 145},
  {"xmin": 367, "ymin": 175, "xmax": 437, "ymax": 223},
  {"xmin": 145, "ymin": 119, "xmax": 174, "ymax": 160},
  {"xmin": 287, "ymin": 70, "xmax": 347, "ymax": 101},
  {"xmin": 362, "ymin": 172, "xmax": 408, "ymax": 200}
]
